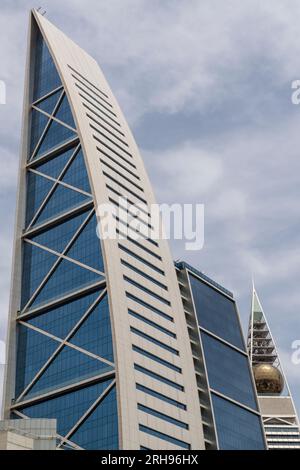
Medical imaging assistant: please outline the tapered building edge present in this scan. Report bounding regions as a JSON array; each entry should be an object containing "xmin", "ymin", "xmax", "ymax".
[{"xmin": 2, "ymin": 9, "xmax": 205, "ymax": 450}]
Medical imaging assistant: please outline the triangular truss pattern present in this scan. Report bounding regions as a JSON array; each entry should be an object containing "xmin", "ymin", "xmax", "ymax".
[
  {"xmin": 69, "ymin": 294, "xmax": 113, "ymax": 361},
  {"xmin": 65, "ymin": 214, "xmax": 104, "ymax": 272},
  {"xmin": 18, "ymin": 378, "xmax": 114, "ymax": 438},
  {"xmin": 67, "ymin": 385, "xmax": 118, "ymax": 450},
  {"xmin": 15, "ymin": 325, "xmax": 59, "ymax": 397},
  {"xmin": 32, "ymin": 145, "xmax": 76, "ymax": 179},
  {"xmin": 33, "ymin": 181, "xmax": 91, "ymax": 228},
  {"xmin": 16, "ymin": 291, "xmax": 114, "ymax": 400},
  {"xmin": 27, "ymin": 290, "xmax": 101, "ymax": 339},
  {"xmin": 34, "ymin": 88, "xmax": 63, "ymax": 115},
  {"xmin": 30, "ymin": 210, "xmax": 88, "ymax": 253},
  {"xmin": 25, "ymin": 343, "xmax": 113, "ymax": 399},
  {"xmin": 30, "ymin": 108, "xmax": 50, "ymax": 154},
  {"xmin": 22, "ymin": 208, "xmax": 104, "ymax": 313},
  {"xmin": 54, "ymin": 92, "xmax": 76, "ymax": 129},
  {"xmin": 34, "ymin": 118, "xmax": 76, "ymax": 160},
  {"xmin": 61, "ymin": 148, "xmax": 91, "ymax": 193},
  {"xmin": 12, "ymin": 16, "xmax": 118, "ymax": 450},
  {"xmin": 21, "ymin": 242, "xmax": 58, "ymax": 309}
]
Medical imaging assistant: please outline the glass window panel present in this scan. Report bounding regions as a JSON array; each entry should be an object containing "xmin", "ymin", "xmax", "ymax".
[
  {"xmin": 35, "ymin": 119, "xmax": 76, "ymax": 158},
  {"xmin": 15, "ymin": 325, "xmax": 58, "ymax": 397},
  {"xmin": 25, "ymin": 345, "xmax": 113, "ymax": 398},
  {"xmin": 31, "ymin": 210, "xmax": 88, "ymax": 253},
  {"xmin": 62, "ymin": 149, "xmax": 91, "ymax": 193},
  {"xmin": 201, "ymin": 332, "xmax": 258, "ymax": 410},
  {"xmin": 138, "ymin": 404, "xmax": 188, "ymax": 429},
  {"xmin": 25, "ymin": 172, "xmax": 54, "ymax": 226},
  {"xmin": 189, "ymin": 274, "xmax": 244, "ymax": 349},
  {"xmin": 69, "ymin": 294, "xmax": 113, "ymax": 362},
  {"xmin": 21, "ymin": 242, "xmax": 58, "ymax": 308},
  {"xmin": 34, "ymin": 145, "xmax": 75, "ymax": 179},
  {"xmin": 35, "ymin": 89, "xmax": 63, "ymax": 115},
  {"xmin": 211, "ymin": 393, "xmax": 265, "ymax": 450},
  {"xmin": 27, "ymin": 290, "xmax": 101, "ymax": 339},
  {"xmin": 70, "ymin": 386, "xmax": 118, "ymax": 450},
  {"xmin": 136, "ymin": 384, "xmax": 186, "ymax": 410},
  {"xmin": 20, "ymin": 378, "xmax": 113, "ymax": 437},
  {"xmin": 34, "ymin": 183, "xmax": 91, "ymax": 227},
  {"xmin": 66, "ymin": 215, "xmax": 103, "ymax": 271},
  {"xmin": 30, "ymin": 257, "xmax": 103, "ymax": 309},
  {"xmin": 30, "ymin": 108, "xmax": 50, "ymax": 155},
  {"xmin": 54, "ymin": 93, "xmax": 76, "ymax": 128},
  {"xmin": 139, "ymin": 424, "xmax": 190, "ymax": 449},
  {"xmin": 33, "ymin": 30, "xmax": 62, "ymax": 101}
]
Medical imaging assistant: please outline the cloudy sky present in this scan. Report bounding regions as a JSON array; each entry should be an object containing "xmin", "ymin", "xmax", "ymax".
[{"xmin": 1, "ymin": 0, "xmax": 300, "ymax": 416}]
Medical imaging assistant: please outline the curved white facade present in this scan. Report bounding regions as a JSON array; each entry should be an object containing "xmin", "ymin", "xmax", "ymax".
[{"xmin": 3, "ymin": 9, "xmax": 205, "ymax": 450}]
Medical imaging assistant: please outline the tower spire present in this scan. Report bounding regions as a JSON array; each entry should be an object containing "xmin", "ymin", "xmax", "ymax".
[{"xmin": 247, "ymin": 284, "xmax": 300, "ymax": 448}]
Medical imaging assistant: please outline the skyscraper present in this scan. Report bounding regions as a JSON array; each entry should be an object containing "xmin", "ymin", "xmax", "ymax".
[
  {"xmin": 175, "ymin": 262, "xmax": 266, "ymax": 450},
  {"xmin": 248, "ymin": 286, "xmax": 300, "ymax": 449},
  {"xmin": 2, "ymin": 9, "xmax": 205, "ymax": 450}
]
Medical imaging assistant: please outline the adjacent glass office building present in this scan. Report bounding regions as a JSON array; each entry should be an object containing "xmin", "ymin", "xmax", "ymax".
[
  {"xmin": 176, "ymin": 262, "xmax": 266, "ymax": 450},
  {"xmin": 2, "ymin": 9, "xmax": 268, "ymax": 450}
]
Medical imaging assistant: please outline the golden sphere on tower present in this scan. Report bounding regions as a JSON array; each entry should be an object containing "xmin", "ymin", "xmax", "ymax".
[{"xmin": 253, "ymin": 364, "xmax": 284, "ymax": 394}]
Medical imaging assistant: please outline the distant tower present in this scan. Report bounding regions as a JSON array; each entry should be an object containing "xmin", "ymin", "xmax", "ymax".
[{"xmin": 247, "ymin": 285, "xmax": 300, "ymax": 449}]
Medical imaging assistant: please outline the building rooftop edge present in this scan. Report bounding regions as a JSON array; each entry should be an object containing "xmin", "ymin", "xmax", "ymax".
[{"xmin": 175, "ymin": 261, "xmax": 234, "ymax": 298}]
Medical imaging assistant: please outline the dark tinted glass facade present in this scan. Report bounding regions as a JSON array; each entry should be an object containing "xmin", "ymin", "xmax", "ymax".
[
  {"xmin": 211, "ymin": 394, "xmax": 265, "ymax": 450},
  {"xmin": 201, "ymin": 332, "xmax": 257, "ymax": 410},
  {"xmin": 189, "ymin": 274, "xmax": 244, "ymax": 349},
  {"xmin": 11, "ymin": 26, "xmax": 118, "ymax": 450},
  {"xmin": 188, "ymin": 272, "xmax": 265, "ymax": 450}
]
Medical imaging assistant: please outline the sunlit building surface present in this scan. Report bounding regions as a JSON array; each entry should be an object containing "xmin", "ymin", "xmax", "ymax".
[{"xmin": 247, "ymin": 287, "xmax": 300, "ymax": 449}]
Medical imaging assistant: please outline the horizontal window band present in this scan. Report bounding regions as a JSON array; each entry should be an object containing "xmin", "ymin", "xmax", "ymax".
[
  {"xmin": 100, "ymin": 156, "xmax": 139, "ymax": 180},
  {"xmin": 109, "ymin": 198, "xmax": 153, "ymax": 230},
  {"xmin": 100, "ymin": 159, "xmax": 143, "ymax": 191},
  {"xmin": 103, "ymin": 173, "xmax": 147, "ymax": 204},
  {"xmin": 121, "ymin": 259, "xmax": 167, "ymax": 290},
  {"xmin": 107, "ymin": 186, "xmax": 150, "ymax": 217},
  {"xmin": 68, "ymin": 64, "xmax": 109, "ymax": 98},
  {"xmin": 132, "ymin": 345, "xmax": 182, "ymax": 373},
  {"xmin": 75, "ymin": 83, "xmax": 117, "ymax": 116},
  {"xmin": 138, "ymin": 404, "xmax": 188, "ymax": 429},
  {"xmin": 136, "ymin": 384, "xmax": 186, "ymax": 410},
  {"xmin": 72, "ymin": 75, "xmax": 112, "ymax": 107},
  {"xmin": 97, "ymin": 145, "xmax": 135, "ymax": 169},
  {"xmin": 126, "ymin": 292, "xmax": 173, "ymax": 322},
  {"xmin": 134, "ymin": 364, "xmax": 184, "ymax": 391},
  {"xmin": 79, "ymin": 93, "xmax": 120, "ymax": 127},
  {"xmin": 118, "ymin": 244, "xmax": 164, "ymax": 275},
  {"xmin": 115, "ymin": 217, "xmax": 158, "ymax": 247},
  {"xmin": 88, "ymin": 114, "xmax": 128, "ymax": 146},
  {"xmin": 128, "ymin": 309, "xmax": 176, "ymax": 338},
  {"xmin": 93, "ymin": 131, "xmax": 133, "ymax": 158},
  {"xmin": 130, "ymin": 326, "xmax": 178, "ymax": 355},
  {"xmin": 139, "ymin": 424, "xmax": 190, "ymax": 450},
  {"xmin": 124, "ymin": 276, "xmax": 170, "ymax": 305},
  {"xmin": 84, "ymin": 104, "xmax": 125, "ymax": 136},
  {"xmin": 116, "ymin": 228, "xmax": 161, "ymax": 258}
]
